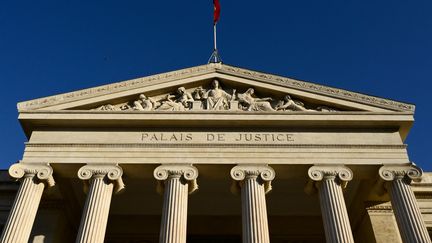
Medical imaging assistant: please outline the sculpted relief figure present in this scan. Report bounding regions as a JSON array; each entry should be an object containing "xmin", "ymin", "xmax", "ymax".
[
  {"xmin": 316, "ymin": 106, "xmax": 337, "ymax": 112},
  {"xmin": 93, "ymin": 82, "xmax": 338, "ymax": 112},
  {"xmin": 157, "ymin": 87, "xmax": 194, "ymax": 111},
  {"xmin": 95, "ymin": 104, "xmax": 119, "ymax": 111},
  {"xmin": 132, "ymin": 94, "xmax": 159, "ymax": 111},
  {"xmin": 274, "ymin": 95, "xmax": 337, "ymax": 112},
  {"xmin": 202, "ymin": 80, "xmax": 233, "ymax": 110},
  {"xmin": 176, "ymin": 87, "xmax": 194, "ymax": 109},
  {"xmin": 237, "ymin": 88, "xmax": 275, "ymax": 111},
  {"xmin": 192, "ymin": 87, "xmax": 206, "ymax": 101},
  {"xmin": 109, "ymin": 94, "xmax": 160, "ymax": 111},
  {"xmin": 275, "ymin": 95, "xmax": 310, "ymax": 111}
]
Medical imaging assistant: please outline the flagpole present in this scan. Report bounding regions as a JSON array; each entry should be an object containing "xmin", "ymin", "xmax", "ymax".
[
  {"xmin": 209, "ymin": 0, "xmax": 222, "ymax": 63},
  {"xmin": 214, "ymin": 24, "xmax": 217, "ymax": 51}
]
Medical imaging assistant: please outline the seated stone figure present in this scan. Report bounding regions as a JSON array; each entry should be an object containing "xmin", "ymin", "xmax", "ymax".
[
  {"xmin": 202, "ymin": 80, "xmax": 232, "ymax": 110},
  {"xmin": 237, "ymin": 88, "xmax": 274, "ymax": 111},
  {"xmin": 157, "ymin": 87, "xmax": 194, "ymax": 111}
]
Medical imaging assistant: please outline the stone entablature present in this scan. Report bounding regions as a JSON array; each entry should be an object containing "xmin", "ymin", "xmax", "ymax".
[{"xmin": 20, "ymin": 127, "xmax": 409, "ymax": 165}]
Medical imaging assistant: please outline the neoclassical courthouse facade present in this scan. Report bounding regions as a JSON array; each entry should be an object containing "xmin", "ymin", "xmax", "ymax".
[{"xmin": 0, "ymin": 63, "xmax": 431, "ymax": 243}]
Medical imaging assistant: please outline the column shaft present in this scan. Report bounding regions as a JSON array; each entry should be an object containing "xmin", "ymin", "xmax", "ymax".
[
  {"xmin": 307, "ymin": 165, "xmax": 354, "ymax": 243},
  {"xmin": 0, "ymin": 163, "xmax": 54, "ymax": 243},
  {"xmin": 231, "ymin": 165, "xmax": 275, "ymax": 243},
  {"xmin": 241, "ymin": 177, "xmax": 270, "ymax": 243},
  {"xmin": 0, "ymin": 176, "xmax": 45, "ymax": 243},
  {"xmin": 154, "ymin": 164, "xmax": 198, "ymax": 243},
  {"xmin": 379, "ymin": 165, "xmax": 431, "ymax": 243},
  {"xmin": 318, "ymin": 179, "xmax": 354, "ymax": 243},
  {"xmin": 159, "ymin": 176, "xmax": 189, "ymax": 243},
  {"xmin": 389, "ymin": 179, "xmax": 431, "ymax": 243},
  {"xmin": 75, "ymin": 164, "xmax": 124, "ymax": 243},
  {"xmin": 76, "ymin": 177, "xmax": 114, "ymax": 243}
]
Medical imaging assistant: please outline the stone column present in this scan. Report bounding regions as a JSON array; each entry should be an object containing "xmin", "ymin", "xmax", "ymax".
[
  {"xmin": 306, "ymin": 165, "xmax": 354, "ymax": 243},
  {"xmin": 230, "ymin": 165, "xmax": 275, "ymax": 243},
  {"xmin": 379, "ymin": 165, "xmax": 431, "ymax": 243},
  {"xmin": 0, "ymin": 163, "xmax": 55, "ymax": 243},
  {"xmin": 154, "ymin": 164, "xmax": 198, "ymax": 243},
  {"xmin": 75, "ymin": 164, "xmax": 124, "ymax": 243}
]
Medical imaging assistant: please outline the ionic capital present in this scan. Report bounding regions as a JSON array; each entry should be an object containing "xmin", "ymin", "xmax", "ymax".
[
  {"xmin": 306, "ymin": 165, "xmax": 353, "ymax": 194},
  {"xmin": 8, "ymin": 163, "xmax": 55, "ymax": 187},
  {"xmin": 379, "ymin": 165, "xmax": 423, "ymax": 184},
  {"xmin": 78, "ymin": 164, "xmax": 125, "ymax": 193},
  {"xmin": 153, "ymin": 164, "xmax": 199, "ymax": 194},
  {"xmin": 230, "ymin": 165, "xmax": 275, "ymax": 194}
]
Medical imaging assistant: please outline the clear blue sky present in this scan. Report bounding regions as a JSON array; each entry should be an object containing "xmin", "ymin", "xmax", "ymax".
[{"xmin": 0, "ymin": 1, "xmax": 431, "ymax": 170}]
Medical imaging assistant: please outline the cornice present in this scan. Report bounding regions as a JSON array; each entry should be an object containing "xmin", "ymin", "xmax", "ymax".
[
  {"xmin": 217, "ymin": 65, "xmax": 415, "ymax": 112},
  {"xmin": 18, "ymin": 110, "xmax": 414, "ymax": 141},
  {"xmin": 17, "ymin": 64, "xmax": 214, "ymax": 111},
  {"xmin": 17, "ymin": 63, "xmax": 414, "ymax": 112},
  {"xmin": 18, "ymin": 110, "xmax": 415, "ymax": 115}
]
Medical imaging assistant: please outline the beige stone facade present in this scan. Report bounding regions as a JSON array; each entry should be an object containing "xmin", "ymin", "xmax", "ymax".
[{"xmin": 1, "ymin": 63, "xmax": 430, "ymax": 242}]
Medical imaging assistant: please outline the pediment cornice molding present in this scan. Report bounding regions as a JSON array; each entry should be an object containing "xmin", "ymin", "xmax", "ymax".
[
  {"xmin": 17, "ymin": 64, "xmax": 215, "ymax": 111},
  {"xmin": 217, "ymin": 65, "xmax": 415, "ymax": 112},
  {"xmin": 17, "ymin": 63, "xmax": 415, "ymax": 112}
]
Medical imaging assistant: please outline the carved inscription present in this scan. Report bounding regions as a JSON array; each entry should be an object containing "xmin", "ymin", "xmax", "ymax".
[
  {"xmin": 140, "ymin": 132, "xmax": 295, "ymax": 144},
  {"xmin": 28, "ymin": 131, "xmax": 400, "ymax": 145},
  {"xmin": 141, "ymin": 133, "xmax": 193, "ymax": 142}
]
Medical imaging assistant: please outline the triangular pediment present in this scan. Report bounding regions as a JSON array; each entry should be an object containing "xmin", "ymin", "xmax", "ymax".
[{"xmin": 17, "ymin": 63, "xmax": 415, "ymax": 113}]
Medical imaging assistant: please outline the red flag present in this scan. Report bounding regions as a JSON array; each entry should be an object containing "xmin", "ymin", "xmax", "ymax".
[{"xmin": 213, "ymin": 0, "xmax": 221, "ymax": 24}]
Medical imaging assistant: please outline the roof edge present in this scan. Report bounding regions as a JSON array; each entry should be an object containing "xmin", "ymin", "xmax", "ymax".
[
  {"xmin": 17, "ymin": 63, "xmax": 415, "ymax": 112},
  {"xmin": 17, "ymin": 63, "xmax": 216, "ymax": 111},
  {"xmin": 216, "ymin": 64, "xmax": 415, "ymax": 112}
]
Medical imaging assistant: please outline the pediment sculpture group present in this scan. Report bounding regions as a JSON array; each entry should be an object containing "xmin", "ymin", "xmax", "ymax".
[{"xmin": 95, "ymin": 80, "xmax": 336, "ymax": 112}]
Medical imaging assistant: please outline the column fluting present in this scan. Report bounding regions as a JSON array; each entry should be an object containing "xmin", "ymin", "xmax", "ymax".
[
  {"xmin": 75, "ymin": 164, "xmax": 124, "ymax": 243},
  {"xmin": 231, "ymin": 165, "xmax": 275, "ymax": 243},
  {"xmin": 307, "ymin": 165, "xmax": 354, "ymax": 243},
  {"xmin": 0, "ymin": 163, "xmax": 55, "ymax": 243},
  {"xmin": 154, "ymin": 164, "xmax": 198, "ymax": 243},
  {"xmin": 379, "ymin": 165, "xmax": 431, "ymax": 243}
]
